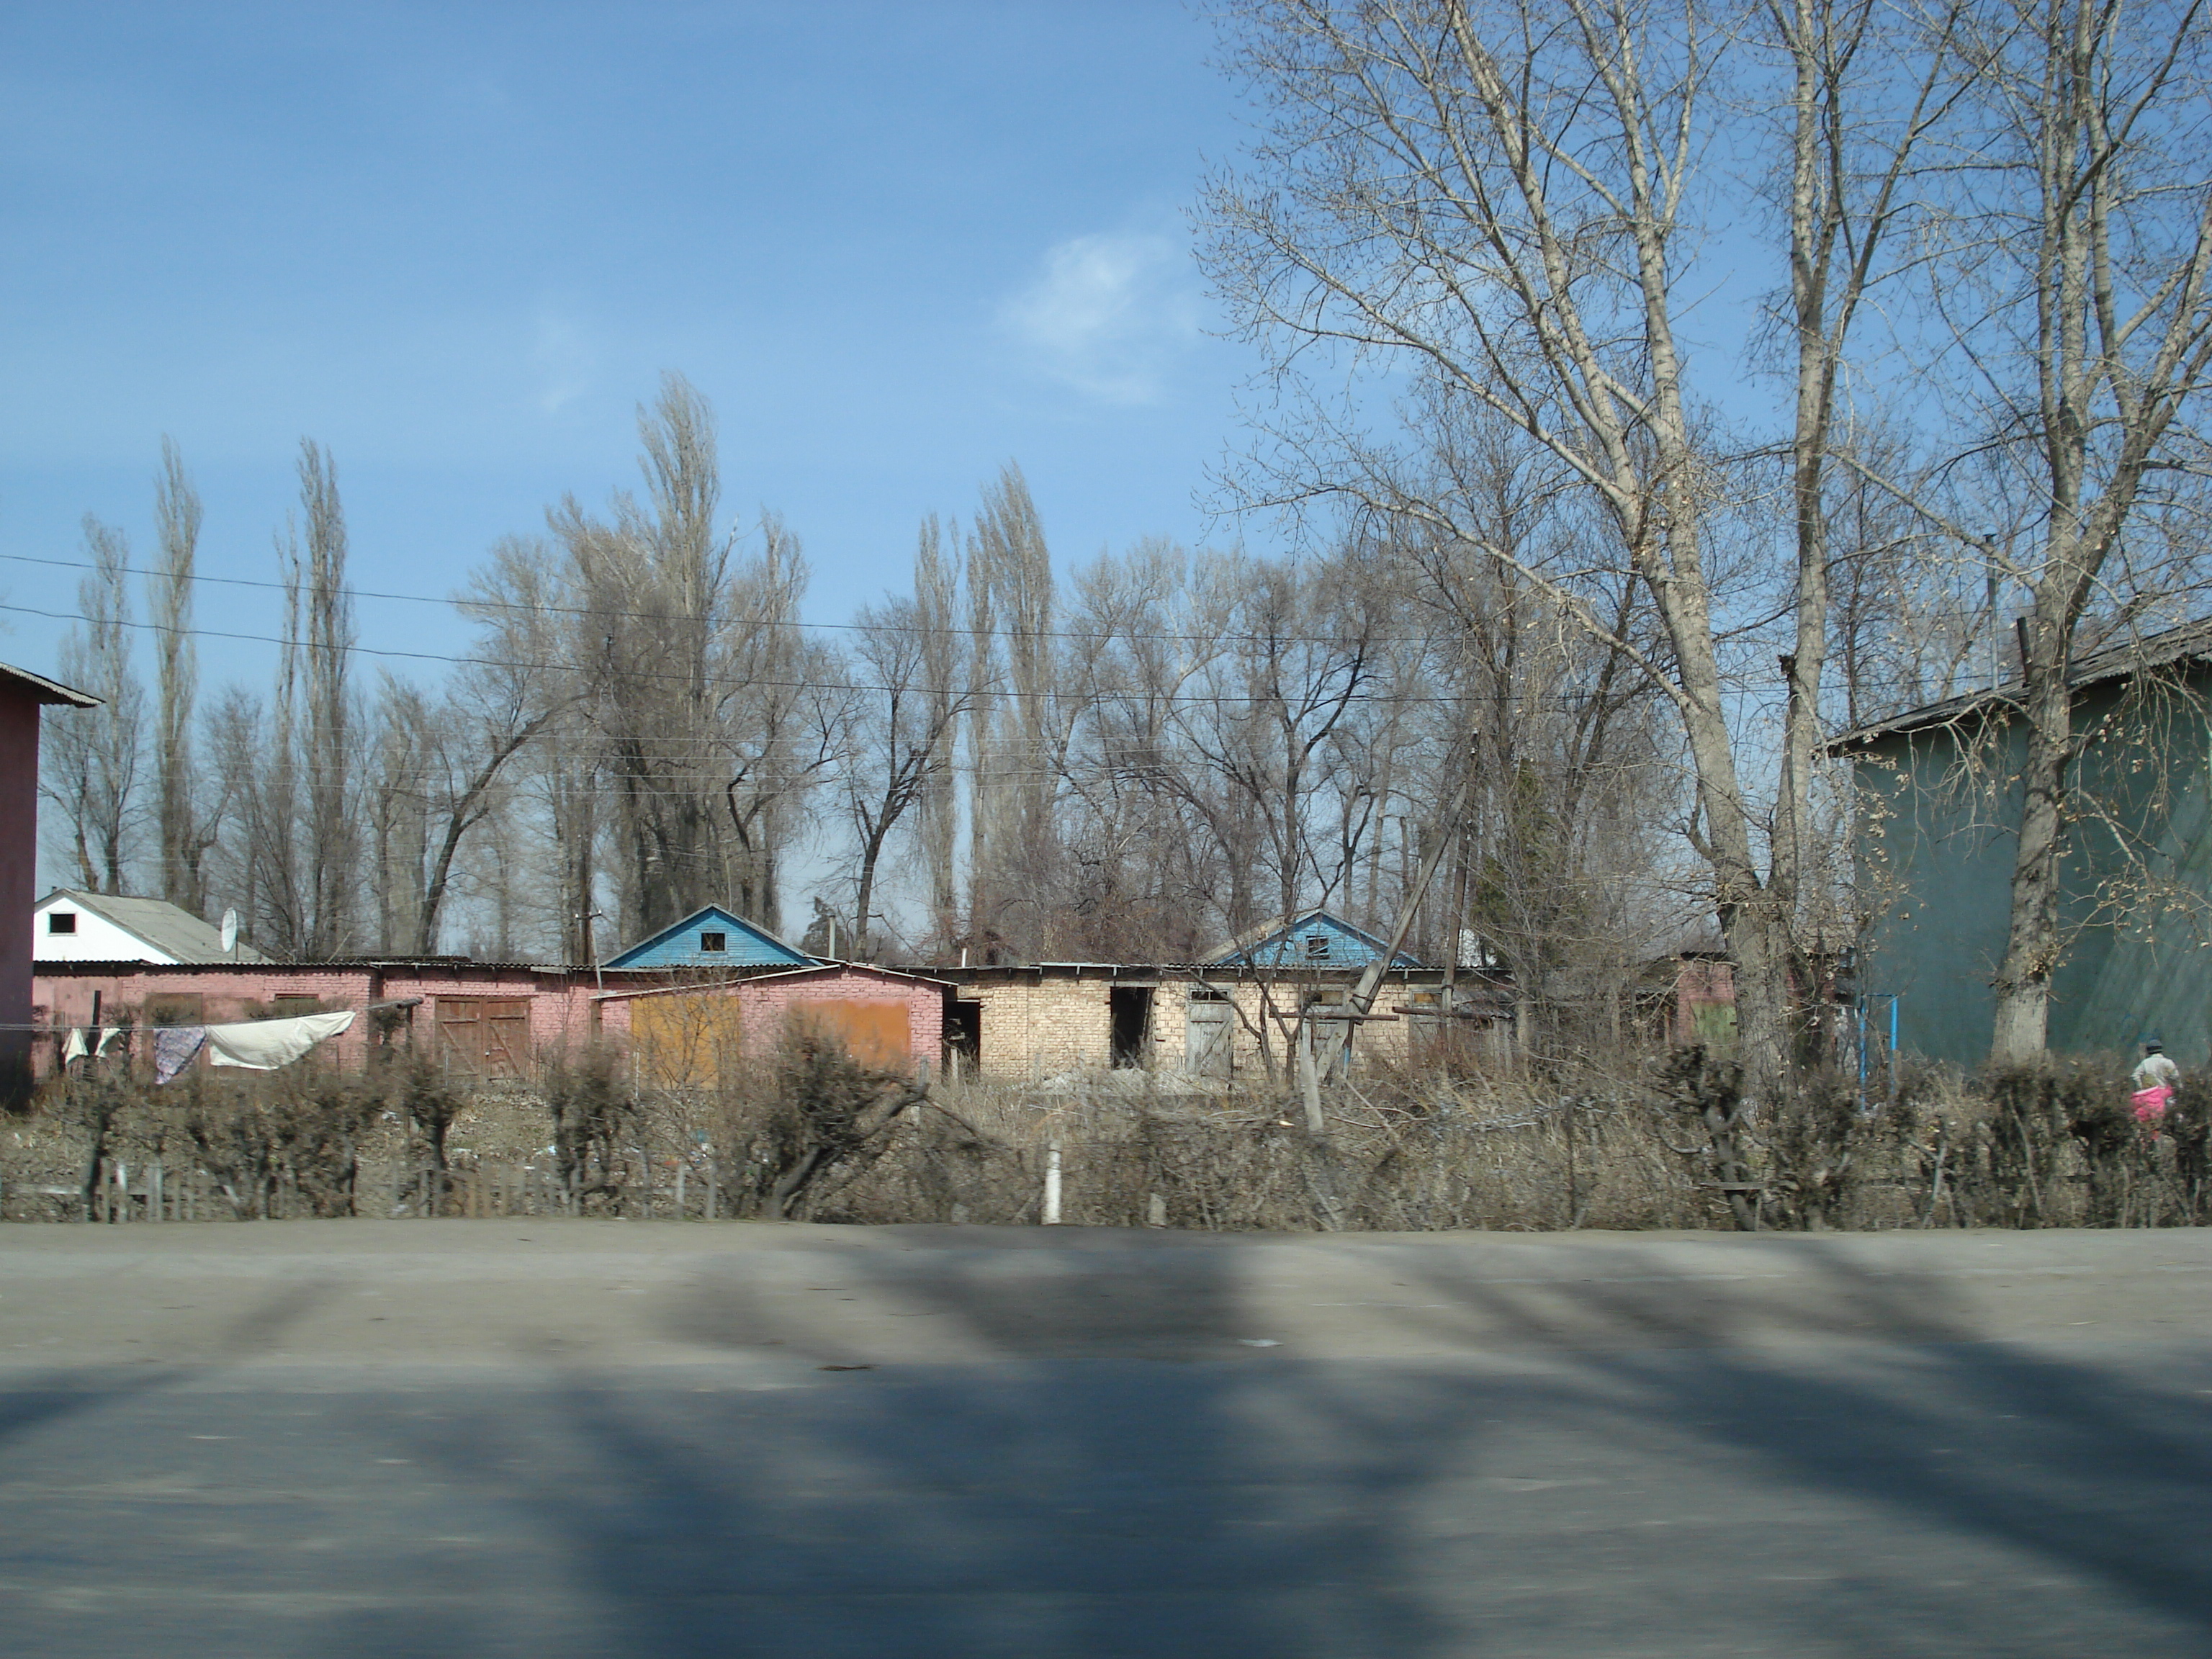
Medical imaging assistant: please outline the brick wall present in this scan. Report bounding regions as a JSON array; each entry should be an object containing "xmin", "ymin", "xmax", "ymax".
[
  {"xmin": 595, "ymin": 967, "xmax": 945, "ymax": 1073},
  {"xmin": 953, "ymin": 972, "xmax": 1463, "ymax": 1084},
  {"xmin": 30, "ymin": 963, "xmax": 620, "ymax": 1079},
  {"xmin": 964, "ymin": 979, "xmax": 1115, "ymax": 1079},
  {"xmin": 34, "ymin": 966, "xmax": 381, "ymax": 1076}
]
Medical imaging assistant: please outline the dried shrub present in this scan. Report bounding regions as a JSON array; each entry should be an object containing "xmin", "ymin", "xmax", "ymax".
[
  {"xmin": 543, "ymin": 1046, "xmax": 638, "ymax": 1210},
  {"xmin": 710, "ymin": 1030, "xmax": 923, "ymax": 1220},
  {"xmin": 164, "ymin": 1067, "xmax": 381, "ymax": 1219},
  {"xmin": 1764, "ymin": 1069, "xmax": 1873, "ymax": 1231},
  {"xmin": 1654, "ymin": 1046, "xmax": 1760, "ymax": 1230}
]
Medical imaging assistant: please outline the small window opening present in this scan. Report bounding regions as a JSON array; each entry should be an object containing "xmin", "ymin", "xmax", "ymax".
[
  {"xmin": 1304, "ymin": 932, "xmax": 1330, "ymax": 959},
  {"xmin": 46, "ymin": 912, "xmax": 76, "ymax": 935},
  {"xmin": 699, "ymin": 931, "xmax": 728, "ymax": 953}
]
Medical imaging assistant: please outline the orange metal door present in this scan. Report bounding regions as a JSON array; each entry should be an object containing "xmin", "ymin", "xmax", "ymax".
[{"xmin": 788, "ymin": 1000, "xmax": 910, "ymax": 1071}]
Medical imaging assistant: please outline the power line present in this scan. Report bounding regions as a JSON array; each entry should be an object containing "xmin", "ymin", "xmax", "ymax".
[
  {"xmin": 3, "ymin": 550, "xmax": 1461, "ymax": 649},
  {"xmin": 6, "ymin": 600, "xmax": 1814, "ymax": 711},
  {"xmin": 0, "ymin": 547, "xmax": 1832, "ymax": 659}
]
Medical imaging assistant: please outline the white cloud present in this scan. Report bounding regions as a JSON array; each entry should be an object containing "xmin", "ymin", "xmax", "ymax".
[{"xmin": 999, "ymin": 231, "xmax": 1200, "ymax": 405}]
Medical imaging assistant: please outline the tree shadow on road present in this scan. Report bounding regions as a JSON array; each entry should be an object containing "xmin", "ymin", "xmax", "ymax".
[{"xmin": 421, "ymin": 1228, "xmax": 2212, "ymax": 1658}]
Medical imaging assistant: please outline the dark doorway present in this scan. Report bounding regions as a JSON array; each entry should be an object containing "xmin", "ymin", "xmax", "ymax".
[
  {"xmin": 1109, "ymin": 986, "xmax": 1154, "ymax": 1069},
  {"xmin": 946, "ymin": 999, "xmax": 982, "ymax": 1074}
]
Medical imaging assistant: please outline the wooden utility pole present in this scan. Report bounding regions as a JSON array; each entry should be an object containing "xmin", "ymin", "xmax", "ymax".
[{"xmin": 1321, "ymin": 765, "xmax": 1474, "ymax": 1080}]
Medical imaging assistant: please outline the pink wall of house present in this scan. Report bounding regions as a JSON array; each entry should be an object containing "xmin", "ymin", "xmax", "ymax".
[
  {"xmin": 0, "ymin": 689, "xmax": 42, "ymax": 1094},
  {"xmin": 1673, "ymin": 957, "xmax": 1738, "ymax": 1046},
  {"xmin": 595, "ymin": 966, "xmax": 947, "ymax": 1070},
  {"xmin": 30, "ymin": 962, "xmax": 946, "ymax": 1080},
  {"xmin": 32, "ymin": 963, "xmax": 622, "ymax": 1079}
]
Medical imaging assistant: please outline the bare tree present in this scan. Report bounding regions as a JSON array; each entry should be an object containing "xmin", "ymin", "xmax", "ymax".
[
  {"xmin": 151, "ymin": 437, "xmax": 210, "ymax": 912},
  {"xmin": 286, "ymin": 439, "xmax": 360, "ymax": 957},
  {"xmin": 964, "ymin": 464, "xmax": 1061, "ymax": 952},
  {"xmin": 910, "ymin": 516, "xmax": 966, "ymax": 944},
  {"xmin": 556, "ymin": 375, "xmax": 832, "ymax": 941},
  {"xmin": 840, "ymin": 577, "xmax": 974, "ymax": 960},
  {"xmin": 203, "ymin": 686, "xmax": 280, "ymax": 950},
  {"xmin": 367, "ymin": 676, "xmax": 433, "ymax": 952},
  {"xmin": 557, "ymin": 374, "xmax": 737, "ymax": 935},
  {"xmin": 1197, "ymin": 0, "xmax": 1969, "ymax": 1117},
  {"xmin": 44, "ymin": 517, "xmax": 144, "ymax": 893},
  {"xmin": 1929, "ymin": 0, "xmax": 2212, "ymax": 1061}
]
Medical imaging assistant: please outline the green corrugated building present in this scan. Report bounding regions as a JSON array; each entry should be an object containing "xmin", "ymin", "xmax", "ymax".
[{"xmin": 1833, "ymin": 623, "xmax": 2212, "ymax": 1066}]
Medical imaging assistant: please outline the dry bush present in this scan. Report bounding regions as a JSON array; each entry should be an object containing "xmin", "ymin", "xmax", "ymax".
[
  {"xmin": 815, "ymin": 1064, "xmax": 1717, "ymax": 1233},
  {"xmin": 9, "ymin": 1040, "xmax": 2212, "ymax": 1233},
  {"xmin": 156, "ymin": 1067, "xmax": 382, "ymax": 1219},
  {"xmin": 694, "ymin": 1032, "xmax": 925, "ymax": 1220},
  {"xmin": 542, "ymin": 1046, "xmax": 641, "ymax": 1211}
]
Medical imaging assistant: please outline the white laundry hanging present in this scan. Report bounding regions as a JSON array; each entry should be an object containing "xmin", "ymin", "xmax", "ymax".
[{"xmin": 204, "ymin": 1010, "xmax": 356, "ymax": 1071}]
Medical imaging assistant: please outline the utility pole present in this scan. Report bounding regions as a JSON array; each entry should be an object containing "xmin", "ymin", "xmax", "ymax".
[{"xmin": 1321, "ymin": 756, "xmax": 1475, "ymax": 1081}]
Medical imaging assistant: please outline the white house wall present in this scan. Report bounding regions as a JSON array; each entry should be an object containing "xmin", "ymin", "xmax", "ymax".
[{"xmin": 32, "ymin": 899, "xmax": 171, "ymax": 963}]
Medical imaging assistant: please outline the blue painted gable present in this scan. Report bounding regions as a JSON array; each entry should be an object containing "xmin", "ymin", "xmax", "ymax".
[
  {"xmin": 1204, "ymin": 909, "xmax": 1425, "ymax": 970},
  {"xmin": 604, "ymin": 905, "xmax": 813, "ymax": 970}
]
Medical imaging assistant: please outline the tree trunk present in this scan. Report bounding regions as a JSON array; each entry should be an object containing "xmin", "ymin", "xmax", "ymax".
[{"xmin": 1989, "ymin": 628, "xmax": 2074, "ymax": 1063}]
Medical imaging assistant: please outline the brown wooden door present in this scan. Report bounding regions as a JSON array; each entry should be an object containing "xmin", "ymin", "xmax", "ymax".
[{"xmin": 435, "ymin": 997, "xmax": 533, "ymax": 1078}]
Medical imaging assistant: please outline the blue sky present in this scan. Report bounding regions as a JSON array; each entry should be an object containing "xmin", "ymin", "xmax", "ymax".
[{"xmin": 0, "ymin": 1, "xmax": 1267, "ymax": 684}]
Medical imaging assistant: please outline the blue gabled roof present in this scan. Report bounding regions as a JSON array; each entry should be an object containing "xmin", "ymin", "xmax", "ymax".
[
  {"xmin": 1203, "ymin": 908, "xmax": 1426, "ymax": 970},
  {"xmin": 603, "ymin": 905, "xmax": 813, "ymax": 970}
]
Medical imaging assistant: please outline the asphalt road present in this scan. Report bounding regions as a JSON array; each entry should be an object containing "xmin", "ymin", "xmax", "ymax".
[{"xmin": 4, "ymin": 1219, "xmax": 2211, "ymax": 1657}]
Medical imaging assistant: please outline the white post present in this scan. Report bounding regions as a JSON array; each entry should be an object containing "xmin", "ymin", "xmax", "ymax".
[
  {"xmin": 1299, "ymin": 1018, "xmax": 1326, "ymax": 1136},
  {"xmin": 1043, "ymin": 1141, "xmax": 1063, "ymax": 1226}
]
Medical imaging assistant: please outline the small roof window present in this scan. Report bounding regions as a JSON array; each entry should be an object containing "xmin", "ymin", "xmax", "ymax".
[
  {"xmin": 46, "ymin": 912, "xmax": 76, "ymax": 935},
  {"xmin": 699, "ymin": 931, "xmax": 727, "ymax": 953},
  {"xmin": 1304, "ymin": 932, "xmax": 1330, "ymax": 959}
]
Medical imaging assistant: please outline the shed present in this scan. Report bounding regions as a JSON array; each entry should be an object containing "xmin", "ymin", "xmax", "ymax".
[
  {"xmin": 0, "ymin": 662, "xmax": 97, "ymax": 1100},
  {"xmin": 603, "ymin": 905, "xmax": 814, "ymax": 971},
  {"xmin": 1830, "ymin": 619, "xmax": 2212, "ymax": 1064},
  {"xmin": 597, "ymin": 963, "xmax": 948, "ymax": 1087}
]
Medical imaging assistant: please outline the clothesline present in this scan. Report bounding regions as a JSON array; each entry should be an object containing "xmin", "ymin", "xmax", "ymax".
[
  {"xmin": 54, "ymin": 1010, "xmax": 362, "ymax": 1084},
  {"xmin": 9, "ymin": 997, "xmax": 426, "ymax": 1033}
]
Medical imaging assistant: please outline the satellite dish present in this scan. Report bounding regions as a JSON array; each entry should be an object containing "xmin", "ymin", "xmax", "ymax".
[{"xmin": 220, "ymin": 909, "xmax": 238, "ymax": 956}]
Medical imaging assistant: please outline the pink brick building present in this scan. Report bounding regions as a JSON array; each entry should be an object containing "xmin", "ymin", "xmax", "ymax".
[
  {"xmin": 596, "ymin": 964, "xmax": 950, "ymax": 1084},
  {"xmin": 1, "ymin": 662, "xmax": 97, "ymax": 1101},
  {"xmin": 35, "ymin": 958, "xmax": 950, "ymax": 1084}
]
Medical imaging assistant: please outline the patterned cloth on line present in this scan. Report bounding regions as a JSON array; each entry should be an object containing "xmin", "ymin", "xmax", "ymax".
[
  {"xmin": 205, "ymin": 1010, "xmax": 356, "ymax": 1071},
  {"xmin": 153, "ymin": 1025, "xmax": 207, "ymax": 1086}
]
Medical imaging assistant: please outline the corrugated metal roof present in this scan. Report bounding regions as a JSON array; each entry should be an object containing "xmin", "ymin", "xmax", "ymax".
[
  {"xmin": 40, "ymin": 890, "xmax": 269, "ymax": 963},
  {"xmin": 0, "ymin": 660, "xmax": 99, "ymax": 708},
  {"xmin": 592, "ymin": 961, "xmax": 957, "ymax": 1001},
  {"xmin": 1826, "ymin": 617, "xmax": 2212, "ymax": 751}
]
